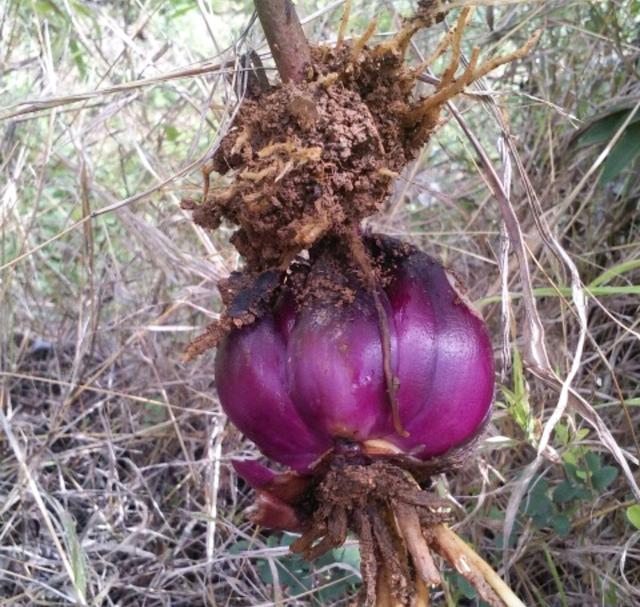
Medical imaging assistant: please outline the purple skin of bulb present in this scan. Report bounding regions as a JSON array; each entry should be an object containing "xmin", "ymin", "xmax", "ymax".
[
  {"xmin": 288, "ymin": 288, "xmax": 398, "ymax": 442},
  {"xmin": 215, "ymin": 237, "xmax": 494, "ymax": 474},
  {"xmin": 215, "ymin": 316, "xmax": 332, "ymax": 472},
  {"xmin": 382, "ymin": 251, "xmax": 494, "ymax": 458}
]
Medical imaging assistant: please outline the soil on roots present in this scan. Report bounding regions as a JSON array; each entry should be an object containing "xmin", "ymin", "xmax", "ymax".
[
  {"xmin": 182, "ymin": 232, "xmax": 411, "ymax": 359},
  {"xmin": 183, "ymin": 9, "xmax": 448, "ymax": 271},
  {"xmin": 288, "ymin": 457, "xmax": 453, "ymax": 606}
]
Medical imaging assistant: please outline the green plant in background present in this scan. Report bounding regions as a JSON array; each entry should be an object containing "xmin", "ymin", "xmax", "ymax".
[
  {"xmin": 524, "ymin": 424, "xmax": 620, "ymax": 539},
  {"xmin": 230, "ymin": 535, "xmax": 360, "ymax": 602},
  {"xmin": 501, "ymin": 348, "xmax": 539, "ymax": 446},
  {"xmin": 230, "ymin": 536, "xmax": 515, "ymax": 606},
  {"xmin": 142, "ymin": 400, "xmax": 168, "ymax": 426},
  {"xmin": 525, "ymin": 476, "xmax": 572, "ymax": 538},
  {"xmin": 574, "ymin": 105, "xmax": 640, "ymax": 186},
  {"xmin": 627, "ymin": 504, "xmax": 640, "ymax": 530},
  {"xmin": 445, "ymin": 572, "xmax": 492, "ymax": 607}
]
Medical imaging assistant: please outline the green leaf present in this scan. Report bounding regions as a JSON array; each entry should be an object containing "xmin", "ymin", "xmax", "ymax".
[
  {"xmin": 585, "ymin": 451, "xmax": 601, "ymax": 475},
  {"xmin": 495, "ymin": 528, "xmax": 519, "ymax": 549},
  {"xmin": 143, "ymin": 401, "xmax": 167, "ymax": 426},
  {"xmin": 165, "ymin": 125, "xmax": 180, "ymax": 142},
  {"xmin": 487, "ymin": 506, "xmax": 505, "ymax": 520},
  {"xmin": 228, "ymin": 539, "xmax": 250, "ymax": 554},
  {"xmin": 576, "ymin": 428, "xmax": 591, "ymax": 441},
  {"xmin": 317, "ymin": 573, "xmax": 358, "ymax": 602},
  {"xmin": 577, "ymin": 110, "xmax": 640, "ymax": 148},
  {"xmin": 555, "ymin": 423, "xmax": 569, "ymax": 446},
  {"xmin": 589, "ymin": 259, "xmax": 640, "ymax": 288},
  {"xmin": 586, "ymin": 5, "xmax": 606, "ymax": 33},
  {"xmin": 167, "ymin": 0, "xmax": 197, "ymax": 19},
  {"xmin": 69, "ymin": 37, "xmax": 88, "ymax": 80},
  {"xmin": 527, "ymin": 489, "xmax": 553, "ymax": 527},
  {"xmin": 331, "ymin": 544, "xmax": 361, "ymax": 570},
  {"xmin": 593, "ymin": 466, "xmax": 618, "ymax": 492},
  {"xmin": 457, "ymin": 574, "xmax": 477, "ymax": 599},
  {"xmin": 574, "ymin": 486, "xmax": 592, "ymax": 501},
  {"xmin": 626, "ymin": 504, "xmax": 640, "ymax": 530},
  {"xmin": 599, "ymin": 122, "xmax": 640, "ymax": 185},
  {"xmin": 552, "ymin": 514, "xmax": 571, "ymax": 537},
  {"xmin": 314, "ymin": 545, "xmax": 361, "ymax": 601},
  {"xmin": 61, "ymin": 512, "xmax": 87, "ymax": 602},
  {"xmin": 543, "ymin": 546, "xmax": 569, "ymax": 607},
  {"xmin": 604, "ymin": 582, "xmax": 619, "ymax": 606},
  {"xmin": 553, "ymin": 481, "xmax": 577, "ymax": 504},
  {"xmin": 257, "ymin": 555, "xmax": 311, "ymax": 593},
  {"xmin": 448, "ymin": 572, "xmax": 477, "ymax": 599},
  {"xmin": 501, "ymin": 348, "xmax": 540, "ymax": 444},
  {"xmin": 34, "ymin": 0, "xmax": 67, "ymax": 19},
  {"xmin": 564, "ymin": 461, "xmax": 584, "ymax": 485},
  {"xmin": 70, "ymin": 0, "xmax": 93, "ymax": 18}
]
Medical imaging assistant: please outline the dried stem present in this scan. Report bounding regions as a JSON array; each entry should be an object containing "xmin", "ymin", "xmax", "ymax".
[
  {"xmin": 440, "ymin": 8, "xmax": 473, "ymax": 86},
  {"xmin": 336, "ymin": 0, "xmax": 352, "ymax": 51},
  {"xmin": 254, "ymin": 0, "xmax": 312, "ymax": 83},
  {"xmin": 430, "ymin": 525, "xmax": 527, "ymax": 607},
  {"xmin": 404, "ymin": 27, "xmax": 541, "ymax": 132},
  {"xmin": 351, "ymin": 18, "xmax": 378, "ymax": 62}
]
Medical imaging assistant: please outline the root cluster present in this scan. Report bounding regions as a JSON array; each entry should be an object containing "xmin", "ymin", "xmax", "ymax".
[
  {"xmin": 291, "ymin": 460, "xmax": 450, "ymax": 605},
  {"xmin": 276, "ymin": 457, "xmax": 508, "ymax": 607}
]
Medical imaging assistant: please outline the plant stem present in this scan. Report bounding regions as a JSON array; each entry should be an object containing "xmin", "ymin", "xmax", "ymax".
[{"xmin": 254, "ymin": 0, "xmax": 312, "ymax": 83}]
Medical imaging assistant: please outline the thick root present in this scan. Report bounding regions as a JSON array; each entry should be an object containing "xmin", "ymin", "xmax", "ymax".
[
  {"xmin": 430, "ymin": 525, "xmax": 527, "ymax": 607},
  {"xmin": 394, "ymin": 501, "xmax": 440, "ymax": 588}
]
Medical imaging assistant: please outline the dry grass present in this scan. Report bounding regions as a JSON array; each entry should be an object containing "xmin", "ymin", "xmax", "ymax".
[{"xmin": 1, "ymin": 0, "xmax": 639, "ymax": 605}]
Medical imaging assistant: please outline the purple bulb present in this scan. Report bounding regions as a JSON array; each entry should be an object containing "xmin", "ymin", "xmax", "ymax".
[{"xmin": 215, "ymin": 235, "xmax": 494, "ymax": 473}]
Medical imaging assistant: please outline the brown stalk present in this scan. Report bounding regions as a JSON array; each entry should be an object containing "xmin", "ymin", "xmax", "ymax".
[
  {"xmin": 429, "ymin": 525, "xmax": 527, "ymax": 607},
  {"xmin": 335, "ymin": 0, "xmax": 352, "ymax": 51},
  {"xmin": 254, "ymin": 0, "xmax": 312, "ymax": 83}
]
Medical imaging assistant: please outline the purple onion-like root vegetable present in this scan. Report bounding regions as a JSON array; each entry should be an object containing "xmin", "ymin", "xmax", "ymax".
[{"xmin": 215, "ymin": 235, "xmax": 494, "ymax": 475}]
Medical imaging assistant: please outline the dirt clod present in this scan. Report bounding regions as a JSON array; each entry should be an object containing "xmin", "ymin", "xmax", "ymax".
[
  {"xmin": 191, "ymin": 75, "xmax": 393, "ymax": 270},
  {"xmin": 185, "ymin": 5, "xmax": 539, "ymax": 271}
]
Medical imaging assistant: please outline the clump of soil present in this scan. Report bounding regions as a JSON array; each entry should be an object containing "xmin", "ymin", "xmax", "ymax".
[
  {"xmin": 183, "ymin": 7, "xmax": 537, "ymax": 272},
  {"xmin": 189, "ymin": 78, "xmax": 391, "ymax": 269},
  {"xmin": 183, "ymin": 232, "xmax": 399, "ymax": 360}
]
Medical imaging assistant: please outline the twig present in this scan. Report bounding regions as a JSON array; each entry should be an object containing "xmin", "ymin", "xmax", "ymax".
[
  {"xmin": 254, "ymin": 0, "xmax": 312, "ymax": 83},
  {"xmin": 430, "ymin": 525, "xmax": 527, "ymax": 607}
]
